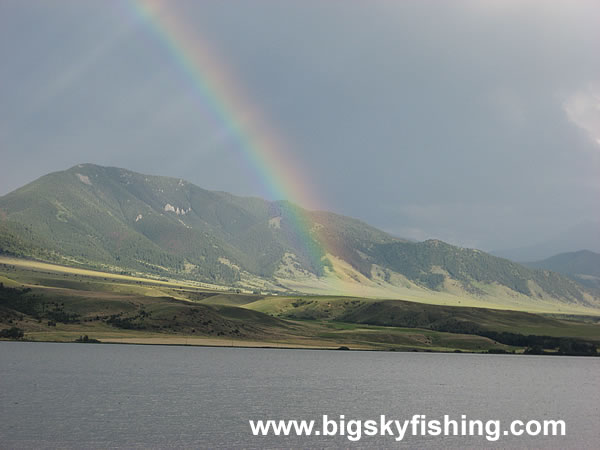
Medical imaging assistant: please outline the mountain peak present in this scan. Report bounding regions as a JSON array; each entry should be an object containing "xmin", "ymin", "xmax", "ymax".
[{"xmin": 1, "ymin": 165, "xmax": 599, "ymax": 311}]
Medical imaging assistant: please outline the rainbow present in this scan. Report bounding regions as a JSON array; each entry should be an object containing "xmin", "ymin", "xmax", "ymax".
[{"xmin": 128, "ymin": 0, "xmax": 334, "ymax": 275}]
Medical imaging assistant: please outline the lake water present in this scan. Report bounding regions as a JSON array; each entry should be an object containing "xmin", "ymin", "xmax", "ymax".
[{"xmin": 0, "ymin": 342, "xmax": 598, "ymax": 449}]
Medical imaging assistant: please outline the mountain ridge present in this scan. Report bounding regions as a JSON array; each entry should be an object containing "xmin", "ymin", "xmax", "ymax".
[
  {"xmin": 1, "ymin": 163, "xmax": 598, "ymax": 313},
  {"xmin": 524, "ymin": 250, "xmax": 600, "ymax": 291},
  {"xmin": 491, "ymin": 222, "xmax": 600, "ymax": 262}
]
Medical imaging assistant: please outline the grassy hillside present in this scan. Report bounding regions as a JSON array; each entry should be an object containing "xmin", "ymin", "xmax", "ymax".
[
  {"xmin": 239, "ymin": 295, "xmax": 600, "ymax": 340},
  {"xmin": 0, "ymin": 164, "xmax": 397, "ymax": 284},
  {"xmin": 1, "ymin": 164, "xmax": 599, "ymax": 312},
  {"xmin": 1, "ymin": 260, "xmax": 598, "ymax": 354},
  {"xmin": 370, "ymin": 240, "xmax": 588, "ymax": 301}
]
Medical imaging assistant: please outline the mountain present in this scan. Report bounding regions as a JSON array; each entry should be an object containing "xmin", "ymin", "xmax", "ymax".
[
  {"xmin": 524, "ymin": 250, "xmax": 600, "ymax": 291},
  {"xmin": 1, "ymin": 164, "xmax": 599, "ymax": 312},
  {"xmin": 491, "ymin": 222, "xmax": 600, "ymax": 262},
  {"xmin": 0, "ymin": 164, "xmax": 399, "ymax": 289}
]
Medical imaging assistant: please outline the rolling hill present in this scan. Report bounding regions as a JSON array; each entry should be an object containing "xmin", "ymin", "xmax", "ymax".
[
  {"xmin": 1, "ymin": 259, "xmax": 598, "ymax": 353},
  {"xmin": 1, "ymin": 164, "xmax": 599, "ymax": 313}
]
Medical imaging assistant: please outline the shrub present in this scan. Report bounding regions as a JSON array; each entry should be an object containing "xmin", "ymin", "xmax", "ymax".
[{"xmin": 0, "ymin": 326, "xmax": 24, "ymax": 339}]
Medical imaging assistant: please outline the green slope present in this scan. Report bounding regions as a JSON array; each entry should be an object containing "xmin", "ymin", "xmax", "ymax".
[
  {"xmin": 370, "ymin": 240, "xmax": 587, "ymax": 302},
  {"xmin": 1, "ymin": 263, "xmax": 598, "ymax": 354},
  {"xmin": 0, "ymin": 163, "xmax": 598, "ymax": 311},
  {"xmin": 0, "ymin": 164, "xmax": 401, "ymax": 283}
]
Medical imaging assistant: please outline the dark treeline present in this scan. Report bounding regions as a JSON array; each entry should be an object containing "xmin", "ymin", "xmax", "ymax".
[
  {"xmin": 0, "ymin": 283, "xmax": 80, "ymax": 324},
  {"xmin": 351, "ymin": 310, "xmax": 598, "ymax": 356},
  {"xmin": 430, "ymin": 318, "xmax": 598, "ymax": 356}
]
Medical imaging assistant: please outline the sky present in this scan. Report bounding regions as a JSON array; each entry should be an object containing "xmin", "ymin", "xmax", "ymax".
[{"xmin": 1, "ymin": 0, "xmax": 599, "ymax": 253}]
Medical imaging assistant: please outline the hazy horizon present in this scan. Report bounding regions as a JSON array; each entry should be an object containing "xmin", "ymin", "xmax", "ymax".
[{"xmin": 1, "ymin": 0, "xmax": 599, "ymax": 252}]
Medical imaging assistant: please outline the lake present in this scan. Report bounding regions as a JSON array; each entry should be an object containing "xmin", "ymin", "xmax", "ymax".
[{"xmin": 1, "ymin": 342, "xmax": 598, "ymax": 448}]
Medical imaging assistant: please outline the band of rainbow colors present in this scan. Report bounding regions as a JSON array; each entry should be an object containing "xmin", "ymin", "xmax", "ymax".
[{"xmin": 128, "ymin": 0, "xmax": 333, "ymax": 273}]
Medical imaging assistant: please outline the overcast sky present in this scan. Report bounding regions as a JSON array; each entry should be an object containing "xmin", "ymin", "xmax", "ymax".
[{"xmin": 1, "ymin": 0, "xmax": 599, "ymax": 251}]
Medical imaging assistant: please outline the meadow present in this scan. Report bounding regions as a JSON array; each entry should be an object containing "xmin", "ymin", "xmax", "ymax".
[{"xmin": 1, "ymin": 256, "xmax": 599, "ymax": 355}]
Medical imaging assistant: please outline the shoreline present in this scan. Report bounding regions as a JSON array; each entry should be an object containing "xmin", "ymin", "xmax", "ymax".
[{"xmin": 5, "ymin": 337, "xmax": 596, "ymax": 357}]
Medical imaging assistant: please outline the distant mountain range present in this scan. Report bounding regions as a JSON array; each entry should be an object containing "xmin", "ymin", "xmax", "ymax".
[
  {"xmin": 525, "ymin": 250, "xmax": 600, "ymax": 291},
  {"xmin": 491, "ymin": 222, "xmax": 600, "ymax": 262},
  {"xmin": 1, "ymin": 164, "xmax": 598, "ymax": 312}
]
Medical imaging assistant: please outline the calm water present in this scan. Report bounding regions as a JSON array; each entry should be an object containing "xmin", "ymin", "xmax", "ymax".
[{"xmin": 0, "ymin": 342, "xmax": 598, "ymax": 449}]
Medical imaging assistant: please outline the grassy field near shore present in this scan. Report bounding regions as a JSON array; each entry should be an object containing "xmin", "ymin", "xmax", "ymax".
[{"xmin": 1, "ymin": 257, "xmax": 599, "ymax": 354}]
